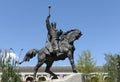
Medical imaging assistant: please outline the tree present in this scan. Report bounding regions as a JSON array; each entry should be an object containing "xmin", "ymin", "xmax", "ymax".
[
  {"xmin": 104, "ymin": 53, "xmax": 118, "ymax": 82},
  {"xmin": 77, "ymin": 50, "xmax": 96, "ymax": 74},
  {"xmin": 0, "ymin": 49, "xmax": 22, "ymax": 82},
  {"xmin": 77, "ymin": 50, "xmax": 96, "ymax": 82},
  {"xmin": 1, "ymin": 66, "xmax": 22, "ymax": 82}
]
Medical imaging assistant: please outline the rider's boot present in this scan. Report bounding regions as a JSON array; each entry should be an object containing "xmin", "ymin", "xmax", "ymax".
[
  {"xmin": 56, "ymin": 52, "xmax": 63, "ymax": 56},
  {"xmin": 53, "ymin": 46, "xmax": 63, "ymax": 56},
  {"xmin": 53, "ymin": 49, "xmax": 63, "ymax": 57}
]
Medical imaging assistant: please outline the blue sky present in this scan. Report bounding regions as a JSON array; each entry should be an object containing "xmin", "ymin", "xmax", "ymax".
[{"xmin": 0, "ymin": 0, "xmax": 120, "ymax": 66}]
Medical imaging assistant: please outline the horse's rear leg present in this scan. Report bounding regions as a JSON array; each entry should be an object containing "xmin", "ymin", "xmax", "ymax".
[
  {"xmin": 34, "ymin": 60, "xmax": 45, "ymax": 80},
  {"xmin": 45, "ymin": 61, "xmax": 58, "ymax": 79}
]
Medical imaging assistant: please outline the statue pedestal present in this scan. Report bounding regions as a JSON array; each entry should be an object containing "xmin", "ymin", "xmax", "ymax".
[{"xmin": 45, "ymin": 73, "xmax": 85, "ymax": 82}]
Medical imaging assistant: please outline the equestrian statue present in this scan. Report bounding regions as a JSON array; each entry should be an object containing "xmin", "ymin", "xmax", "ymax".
[{"xmin": 19, "ymin": 6, "xmax": 82, "ymax": 80}]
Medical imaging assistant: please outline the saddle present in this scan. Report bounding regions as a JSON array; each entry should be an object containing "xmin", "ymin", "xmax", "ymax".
[
  {"xmin": 46, "ymin": 41, "xmax": 62, "ymax": 56},
  {"xmin": 46, "ymin": 41, "xmax": 71, "ymax": 56}
]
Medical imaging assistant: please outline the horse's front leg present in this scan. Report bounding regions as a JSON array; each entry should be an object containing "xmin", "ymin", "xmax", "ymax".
[
  {"xmin": 68, "ymin": 52, "xmax": 77, "ymax": 73},
  {"xmin": 34, "ymin": 54, "xmax": 46, "ymax": 80},
  {"xmin": 34, "ymin": 60, "xmax": 45, "ymax": 80}
]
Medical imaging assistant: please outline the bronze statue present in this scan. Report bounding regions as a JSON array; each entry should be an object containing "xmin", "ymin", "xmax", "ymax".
[
  {"xmin": 19, "ymin": 6, "xmax": 82, "ymax": 80},
  {"xmin": 19, "ymin": 48, "xmax": 38, "ymax": 64},
  {"xmin": 46, "ymin": 6, "xmax": 63, "ymax": 56}
]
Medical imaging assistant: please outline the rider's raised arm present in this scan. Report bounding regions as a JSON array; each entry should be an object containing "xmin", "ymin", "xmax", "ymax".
[{"xmin": 46, "ymin": 15, "xmax": 51, "ymax": 31}]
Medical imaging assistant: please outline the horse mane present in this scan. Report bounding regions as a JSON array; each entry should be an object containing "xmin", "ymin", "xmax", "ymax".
[
  {"xmin": 61, "ymin": 29, "xmax": 80, "ymax": 42},
  {"xmin": 63, "ymin": 29, "xmax": 78, "ymax": 36}
]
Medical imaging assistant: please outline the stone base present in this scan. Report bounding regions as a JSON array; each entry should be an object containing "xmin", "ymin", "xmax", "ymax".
[{"xmin": 45, "ymin": 73, "xmax": 85, "ymax": 82}]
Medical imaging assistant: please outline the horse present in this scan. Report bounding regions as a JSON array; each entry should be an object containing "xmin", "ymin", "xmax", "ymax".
[{"xmin": 19, "ymin": 29, "xmax": 82, "ymax": 79}]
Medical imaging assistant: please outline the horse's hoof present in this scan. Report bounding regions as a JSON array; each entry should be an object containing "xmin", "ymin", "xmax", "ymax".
[
  {"xmin": 73, "ymin": 70, "xmax": 78, "ymax": 73},
  {"xmin": 51, "ymin": 76, "xmax": 58, "ymax": 79}
]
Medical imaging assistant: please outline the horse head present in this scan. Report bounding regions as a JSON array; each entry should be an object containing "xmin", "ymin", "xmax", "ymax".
[{"xmin": 61, "ymin": 29, "xmax": 82, "ymax": 43}]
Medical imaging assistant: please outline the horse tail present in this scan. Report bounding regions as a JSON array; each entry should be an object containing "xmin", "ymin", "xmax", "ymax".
[{"xmin": 19, "ymin": 48, "xmax": 39, "ymax": 64}]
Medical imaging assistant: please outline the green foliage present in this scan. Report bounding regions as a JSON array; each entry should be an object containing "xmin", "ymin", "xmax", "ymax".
[
  {"xmin": 77, "ymin": 50, "xmax": 96, "ymax": 82},
  {"xmin": 0, "ymin": 49, "xmax": 22, "ymax": 82},
  {"xmin": 77, "ymin": 50, "xmax": 96, "ymax": 74},
  {"xmin": 103, "ymin": 54, "xmax": 118, "ymax": 82},
  {"xmin": 1, "ymin": 66, "xmax": 22, "ymax": 82},
  {"xmin": 91, "ymin": 77, "xmax": 99, "ymax": 82},
  {"xmin": 38, "ymin": 77, "xmax": 46, "ymax": 82},
  {"xmin": 104, "ymin": 77, "xmax": 110, "ymax": 82}
]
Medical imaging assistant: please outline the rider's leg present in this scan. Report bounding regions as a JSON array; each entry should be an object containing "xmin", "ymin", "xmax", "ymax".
[{"xmin": 52, "ymin": 40, "xmax": 59, "ymax": 51}]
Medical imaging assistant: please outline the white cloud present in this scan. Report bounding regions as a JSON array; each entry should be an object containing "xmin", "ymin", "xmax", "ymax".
[{"xmin": 2, "ymin": 52, "xmax": 19, "ymax": 62}]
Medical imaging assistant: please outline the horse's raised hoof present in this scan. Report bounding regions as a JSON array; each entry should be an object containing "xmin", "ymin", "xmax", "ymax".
[
  {"xmin": 73, "ymin": 70, "xmax": 78, "ymax": 73},
  {"xmin": 51, "ymin": 76, "xmax": 58, "ymax": 79}
]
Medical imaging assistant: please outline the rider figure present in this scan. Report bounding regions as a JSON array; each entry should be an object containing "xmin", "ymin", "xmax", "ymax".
[{"xmin": 46, "ymin": 14, "xmax": 63, "ymax": 56}]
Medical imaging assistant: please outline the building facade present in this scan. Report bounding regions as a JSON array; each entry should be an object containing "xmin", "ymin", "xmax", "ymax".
[{"xmin": 0, "ymin": 66, "xmax": 108, "ymax": 82}]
